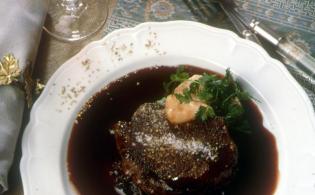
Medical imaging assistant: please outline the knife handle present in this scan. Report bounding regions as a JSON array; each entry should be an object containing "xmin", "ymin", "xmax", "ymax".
[{"xmin": 277, "ymin": 38, "xmax": 315, "ymax": 76}]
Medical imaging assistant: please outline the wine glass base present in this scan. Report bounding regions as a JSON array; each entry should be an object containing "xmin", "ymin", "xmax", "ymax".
[{"xmin": 44, "ymin": 0, "xmax": 109, "ymax": 42}]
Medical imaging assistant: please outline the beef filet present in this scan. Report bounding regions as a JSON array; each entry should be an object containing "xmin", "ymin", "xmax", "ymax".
[{"xmin": 113, "ymin": 103, "xmax": 238, "ymax": 194}]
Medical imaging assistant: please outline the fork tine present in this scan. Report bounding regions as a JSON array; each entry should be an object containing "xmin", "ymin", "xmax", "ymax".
[
  {"xmin": 183, "ymin": 0, "xmax": 210, "ymax": 23},
  {"xmin": 195, "ymin": 1, "xmax": 211, "ymax": 19}
]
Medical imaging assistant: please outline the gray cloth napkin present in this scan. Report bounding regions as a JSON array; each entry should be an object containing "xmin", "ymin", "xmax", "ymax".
[{"xmin": 0, "ymin": 0, "xmax": 48, "ymax": 193}]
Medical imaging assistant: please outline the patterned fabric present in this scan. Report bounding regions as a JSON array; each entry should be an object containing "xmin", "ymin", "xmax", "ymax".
[
  {"xmin": 106, "ymin": 0, "xmax": 197, "ymax": 31},
  {"xmin": 237, "ymin": 0, "xmax": 315, "ymax": 56},
  {"xmin": 106, "ymin": 0, "xmax": 315, "ymax": 107}
]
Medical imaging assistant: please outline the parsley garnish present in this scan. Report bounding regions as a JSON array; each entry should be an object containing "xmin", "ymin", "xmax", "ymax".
[
  {"xmin": 174, "ymin": 89, "xmax": 192, "ymax": 103},
  {"xmin": 196, "ymin": 106, "xmax": 216, "ymax": 122},
  {"xmin": 163, "ymin": 65, "xmax": 190, "ymax": 94},
  {"xmin": 165, "ymin": 66, "xmax": 253, "ymax": 133}
]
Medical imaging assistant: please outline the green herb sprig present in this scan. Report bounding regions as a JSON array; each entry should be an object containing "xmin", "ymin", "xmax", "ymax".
[
  {"xmin": 196, "ymin": 106, "xmax": 216, "ymax": 122},
  {"xmin": 164, "ymin": 66, "xmax": 253, "ymax": 133},
  {"xmin": 163, "ymin": 66, "xmax": 190, "ymax": 94}
]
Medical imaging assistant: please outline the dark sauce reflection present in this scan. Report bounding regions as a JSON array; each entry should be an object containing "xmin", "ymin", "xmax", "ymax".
[{"xmin": 67, "ymin": 66, "xmax": 278, "ymax": 195}]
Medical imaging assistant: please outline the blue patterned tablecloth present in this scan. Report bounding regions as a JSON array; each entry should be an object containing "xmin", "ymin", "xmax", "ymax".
[{"xmin": 105, "ymin": 0, "xmax": 315, "ymax": 107}]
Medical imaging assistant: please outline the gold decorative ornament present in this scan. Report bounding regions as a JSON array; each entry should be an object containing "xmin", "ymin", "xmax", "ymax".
[
  {"xmin": 35, "ymin": 79, "xmax": 45, "ymax": 95},
  {"xmin": 23, "ymin": 62, "xmax": 45, "ymax": 107},
  {"xmin": 0, "ymin": 54, "xmax": 21, "ymax": 85},
  {"xmin": 0, "ymin": 54, "xmax": 45, "ymax": 107}
]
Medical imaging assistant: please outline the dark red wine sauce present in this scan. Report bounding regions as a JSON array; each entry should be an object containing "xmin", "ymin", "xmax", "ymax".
[{"xmin": 67, "ymin": 66, "xmax": 278, "ymax": 195}]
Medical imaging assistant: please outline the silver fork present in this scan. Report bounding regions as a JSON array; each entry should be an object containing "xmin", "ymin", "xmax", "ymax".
[{"xmin": 184, "ymin": 0, "xmax": 261, "ymax": 44}]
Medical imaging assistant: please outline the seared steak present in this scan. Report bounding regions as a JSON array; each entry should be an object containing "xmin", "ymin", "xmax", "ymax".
[{"xmin": 113, "ymin": 103, "xmax": 238, "ymax": 194}]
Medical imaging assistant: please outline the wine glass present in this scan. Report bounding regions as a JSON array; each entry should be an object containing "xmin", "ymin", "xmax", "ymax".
[{"xmin": 43, "ymin": 0, "xmax": 109, "ymax": 42}]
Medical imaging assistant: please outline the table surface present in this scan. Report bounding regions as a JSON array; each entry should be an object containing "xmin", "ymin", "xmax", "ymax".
[
  {"xmin": 3, "ymin": 1, "xmax": 117, "ymax": 194},
  {"xmin": 4, "ymin": 0, "xmax": 309, "ymax": 194}
]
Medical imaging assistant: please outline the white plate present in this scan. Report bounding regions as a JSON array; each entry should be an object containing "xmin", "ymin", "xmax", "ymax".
[{"xmin": 20, "ymin": 21, "xmax": 315, "ymax": 195}]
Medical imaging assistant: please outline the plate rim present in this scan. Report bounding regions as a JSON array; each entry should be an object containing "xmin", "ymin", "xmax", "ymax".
[{"xmin": 20, "ymin": 20, "xmax": 315, "ymax": 195}]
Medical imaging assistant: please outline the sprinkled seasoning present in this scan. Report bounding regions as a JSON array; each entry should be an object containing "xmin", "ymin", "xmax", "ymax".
[
  {"xmin": 110, "ymin": 41, "xmax": 134, "ymax": 62},
  {"xmin": 58, "ymin": 84, "xmax": 86, "ymax": 110},
  {"xmin": 82, "ymin": 59, "xmax": 92, "ymax": 71},
  {"xmin": 54, "ymin": 55, "xmax": 104, "ymax": 112},
  {"xmin": 134, "ymin": 132, "xmax": 219, "ymax": 161},
  {"xmin": 143, "ymin": 29, "xmax": 167, "ymax": 56}
]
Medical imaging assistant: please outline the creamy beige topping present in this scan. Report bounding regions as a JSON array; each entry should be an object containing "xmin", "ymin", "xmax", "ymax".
[{"xmin": 165, "ymin": 75, "xmax": 208, "ymax": 124}]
